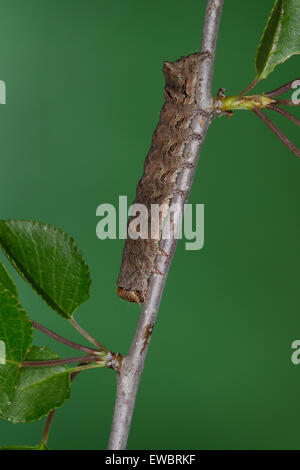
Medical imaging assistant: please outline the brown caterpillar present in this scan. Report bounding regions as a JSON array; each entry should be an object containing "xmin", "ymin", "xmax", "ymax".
[{"xmin": 117, "ymin": 52, "xmax": 203, "ymax": 303}]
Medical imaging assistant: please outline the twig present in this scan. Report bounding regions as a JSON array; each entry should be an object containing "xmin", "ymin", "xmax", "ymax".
[
  {"xmin": 69, "ymin": 317, "xmax": 106, "ymax": 351},
  {"xmin": 32, "ymin": 320, "xmax": 101, "ymax": 355},
  {"xmin": 107, "ymin": 0, "xmax": 224, "ymax": 450}
]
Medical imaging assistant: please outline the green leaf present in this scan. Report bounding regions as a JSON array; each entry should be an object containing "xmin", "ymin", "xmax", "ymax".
[
  {"xmin": 1, "ymin": 346, "xmax": 71, "ymax": 423},
  {"xmin": 0, "ymin": 261, "xmax": 17, "ymax": 298},
  {"xmin": 0, "ymin": 220, "xmax": 91, "ymax": 319},
  {"xmin": 256, "ymin": 0, "xmax": 300, "ymax": 80},
  {"xmin": 0, "ymin": 443, "xmax": 49, "ymax": 450},
  {"xmin": 0, "ymin": 290, "xmax": 32, "ymax": 413}
]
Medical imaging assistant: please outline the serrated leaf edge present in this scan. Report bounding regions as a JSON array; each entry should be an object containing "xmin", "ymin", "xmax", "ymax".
[
  {"xmin": 0, "ymin": 220, "xmax": 92, "ymax": 319},
  {"xmin": 0, "ymin": 261, "xmax": 18, "ymax": 298},
  {"xmin": 1, "ymin": 344, "xmax": 72, "ymax": 424},
  {"xmin": 0, "ymin": 289, "xmax": 33, "ymax": 408},
  {"xmin": 1, "ymin": 371, "xmax": 72, "ymax": 424}
]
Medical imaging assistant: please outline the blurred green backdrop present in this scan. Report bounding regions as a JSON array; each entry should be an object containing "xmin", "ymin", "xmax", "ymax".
[{"xmin": 0, "ymin": 0, "xmax": 300, "ymax": 450}]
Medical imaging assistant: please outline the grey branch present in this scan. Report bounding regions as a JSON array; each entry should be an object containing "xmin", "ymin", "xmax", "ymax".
[{"xmin": 108, "ymin": 0, "xmax": 224, "ymax": 450}]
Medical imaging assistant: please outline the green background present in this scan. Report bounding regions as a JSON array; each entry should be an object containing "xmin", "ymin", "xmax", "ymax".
[{"xmin": 0, "ymin": 0, "xmax": 300, "ymax": 450}]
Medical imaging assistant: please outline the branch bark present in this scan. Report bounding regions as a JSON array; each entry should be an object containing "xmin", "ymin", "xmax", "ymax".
[{"xmin": 108, "ymin": 0, "xmax": 224, "ymax": 450}]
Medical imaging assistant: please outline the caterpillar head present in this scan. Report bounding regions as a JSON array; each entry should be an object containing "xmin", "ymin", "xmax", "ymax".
[
  {"xmin": 163, "ymin": 53, "xmax": 201, "ymax": 103},
  {"xmin": 117, "ymin": 287, "xmax": 145, "ymax": 304}
]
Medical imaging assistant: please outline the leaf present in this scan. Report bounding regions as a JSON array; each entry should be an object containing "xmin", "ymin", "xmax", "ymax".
[
  {"xmin": 0, "ymin": 261, "xmax": 17, "ymax": 298},
  {"xmin": 0, "ymin": 443, "xmax": 49, "ymax": 450},
  {"xmin": 0, "ymin": 290, "xmax": 32, "ymax": 413},
  {"xmin": 1, "ymin": 346, "xmax": 71, "ymax": 423},
  {"xmin": 0, "ymin": 220, "xmax": 91, "ymax": 319},
  {"xmin": 256, "ymin": 0, "xmax": 300, "ymax": 80}
]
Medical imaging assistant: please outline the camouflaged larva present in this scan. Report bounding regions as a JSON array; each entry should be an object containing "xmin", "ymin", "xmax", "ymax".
[{"xmin": 117, "ymin": 53, "xmax": 203, "ymax": 303}]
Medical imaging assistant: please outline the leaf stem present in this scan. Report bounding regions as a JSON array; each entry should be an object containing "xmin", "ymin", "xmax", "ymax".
[
  {"xmin": 252, "ymin": 106, "xmax": 300, "ymax": 158},
  {"xmin": 41, "ymin": 361, "xmax": 89, "ymax": 447},
  {"xmin": 21, "ymin": 353, "xmax": 103, "ymax": 368},
  {"xmin": 70, "ymin": 361, "xmax": 107, "ymax": 374},
  {"xmin": 238, "ymin": 77, "xmax": 259, "ymax": 96},
  {"xmin": 264, "ymin": 77, "xmax": 300, "ymax": 98},
  {"xmin": 32, "ymin": 320, "xmax": 100, "ymax": 355},
  {"xmin": 266, "ymin": 104, "xmax": 300, "ymax": 127},
  {"xmin": 274, "ymin": 99, "xmax": 300, "ymax": 106},
  {"xmin": 69, "ymin": 317, "xmax": 106, "ymax": 351},
  {"xmin": 41, "ymin": 410, "xmax": 55, "ymax": 446}
]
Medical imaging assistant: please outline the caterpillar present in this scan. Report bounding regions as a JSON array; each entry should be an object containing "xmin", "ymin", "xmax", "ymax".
[{"xmin": 117, "ymin": 52, "xmax": 204, "ymax": 303}]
